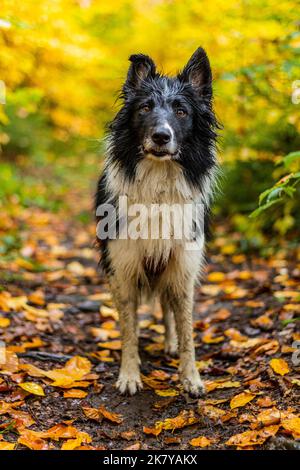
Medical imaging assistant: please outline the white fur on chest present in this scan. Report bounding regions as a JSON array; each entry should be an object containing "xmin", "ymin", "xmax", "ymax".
[{"xmin": 105, "ymin": 158, "xmax": 206, "ymax": 286}]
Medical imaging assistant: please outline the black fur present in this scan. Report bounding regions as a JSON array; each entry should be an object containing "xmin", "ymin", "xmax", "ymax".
[{"xmin": 95, "ymin": 48, "xmax": 219, "ymax": 274}]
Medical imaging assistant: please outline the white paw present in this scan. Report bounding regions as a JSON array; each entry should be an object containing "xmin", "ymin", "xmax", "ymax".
[
  {"xmin": 181, "ymin": 367, "xmax": 205, "ymax": 397},
  {"xmin": 164, "ymin": 337, "xmax": 178, "ymax": 356},
  {"xmin": 116, "ymin": 370, "xmax": 143, "ymax": 395}
]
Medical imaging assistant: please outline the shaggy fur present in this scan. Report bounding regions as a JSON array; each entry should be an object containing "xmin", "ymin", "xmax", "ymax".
[{"xmin": 95, "ymin": 47, "xmax": 219, "ymax": 396}]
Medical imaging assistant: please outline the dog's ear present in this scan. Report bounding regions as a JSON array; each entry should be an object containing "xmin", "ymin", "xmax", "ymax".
[
  {"xmin": 179, "ymin": 47, "xmax": 212, "ymax": 98},
  {"xmin": 124, "ymin": 54, "xmax": 156, "ymax": 92}
]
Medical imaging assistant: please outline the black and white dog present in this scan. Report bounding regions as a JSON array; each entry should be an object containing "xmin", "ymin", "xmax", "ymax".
[{"xmin": 95, "ymin": 47, "xmax": 219, "ymax": 396}]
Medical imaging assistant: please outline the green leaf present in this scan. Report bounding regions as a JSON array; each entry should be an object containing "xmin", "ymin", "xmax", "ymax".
[
  {"xmin": 249, "ymin": 198, "xmax": 283, "ymax": 218},
  {"xmin": 284, "ymin": 151, "xmax": 300, "ymax": 168}
]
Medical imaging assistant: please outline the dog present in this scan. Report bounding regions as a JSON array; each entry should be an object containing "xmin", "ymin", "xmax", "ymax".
[{"xmin": 95, "ymin": 47, "xmax": 219, "ymax": 396}]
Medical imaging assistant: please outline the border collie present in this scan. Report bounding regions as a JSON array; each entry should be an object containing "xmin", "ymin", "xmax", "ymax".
[{"xmin": 95, "ymin": 47, "xmax": 219, "ymax": 396}]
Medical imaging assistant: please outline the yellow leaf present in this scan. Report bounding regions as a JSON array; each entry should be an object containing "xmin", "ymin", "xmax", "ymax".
[
  {"xmin": 155, "ymin": 389, "xmax": 179, "ymax": 397},
  {"xmin": 202, "ymin": 327, "xmax": 225, "ymax": 344},
  {"xmin": 230, "ymin": 391, "xmax": 255, "ymax": 409},
  {"xmin": 18, "ymin": 430, "xmax": 49, "ymax": 450},
  {"xmin": 155, "ymin": 410, "xmax": 198, "ymax": 432},
  {"xmin": 189, "ymin": 436, "xmax": 212, "ymax": 448},
  {"xmin": 269, "ymin": 358, "xmax": 290, "ymax": 376},
  {"xmin": 281, "ymin": 417, "xmax": 300, "ymax": 438},
  {"xmin": 0, "ymin": 317, "xmax": 10, "ymax": 328},
  {"xmin": 226, "ymin": 425, "xmax": 279, "ymax": 447},
  {"xmin": 19, "ymin": 382, "xmax": 45, "ymax": 396},
  {"xmin": 0, "ymin": 441, "xmax": 15, "ymax": 450},
  {"xmin": 61, "ymin": 436, "xmax": 83, "ymax": 450},
  {"xmin": 98, "ymin": 340, "xmax": 121, "ymax": 350},
  {"xmin": 63, "ymin": 389, "xmax": 87, "ymax": 398},
  {"xmin": 207, "ymin": 272, "xmax": 225, "ymax": 282},
  {"xmin": 224, "ymin": 328, "xmax": 248, "ymax": 342},
  {"xmin": 204, "ymin": 379, "xmax": 240, "ymax": 393}
]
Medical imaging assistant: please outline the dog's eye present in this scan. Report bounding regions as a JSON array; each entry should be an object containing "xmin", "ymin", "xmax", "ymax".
[
  {"xmin": 140, "ymin": 105, "xmax": 151, "ymax": 113},
  {"xmin": 176, "ymin": 108, "xmax": 187, "ymax": 117}
]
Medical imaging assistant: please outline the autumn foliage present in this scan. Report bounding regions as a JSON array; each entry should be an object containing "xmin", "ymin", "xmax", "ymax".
[{"xmin": 0, "ymin": 0, "xmax": 299, "ymax": 452}]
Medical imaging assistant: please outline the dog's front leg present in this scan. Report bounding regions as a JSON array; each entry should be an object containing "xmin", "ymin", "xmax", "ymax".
[
  {"xmin": 169, "ymin": 283, "xmax": 205, "ymax": 397},
  {"xmin": 110, "ymin": 280, "xmax": 142, "ymax": 395},
  {"xmin": 161, "ymin": 292, "xmax": 178, "ymax": 356}
]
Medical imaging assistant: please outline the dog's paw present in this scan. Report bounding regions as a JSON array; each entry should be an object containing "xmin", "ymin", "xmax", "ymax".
[
  {"xmin": 181, "ymin": 368, "xmax": 205, "ymax": 397},
  {"xmin": 164, "ymin": 337, "xmax": 178, "ymax": 357},
  {"xmin": 116, "ymin": 371, "xmax": 143, "ymax": 395}
]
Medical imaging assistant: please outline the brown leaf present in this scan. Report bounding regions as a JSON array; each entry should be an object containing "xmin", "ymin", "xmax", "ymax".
[
  {"xmin": 256, "ymin": 396, "xmax": 276, "ymax": 407},
  {"xmin": 98, "ymin": 405, "xmax": 123, "ymax": 424},
  {"xmin": 256, "ymin": 408, "xmax": 281, "ymax": 426},
  {"xmin": 200, "ymin": 405, "xmax": 226, "ymax": 421},
  {"xmin": 120, "ymin": 431, "xmax": 137, "ymax": 441}
]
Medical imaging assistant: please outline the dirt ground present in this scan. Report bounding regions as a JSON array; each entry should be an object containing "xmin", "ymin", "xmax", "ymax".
[{"xmin": 0, "ymin": 191, "xmax": 299, "ymax": 450}]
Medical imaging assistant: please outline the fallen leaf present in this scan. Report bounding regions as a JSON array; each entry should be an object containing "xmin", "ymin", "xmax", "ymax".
[
  {"xmin": 82, "ymin": 406, "xmax": 102, "ymax": 422},
  {"xmin": 124, "ymin": 442, "xmax": 141, "ymax": 450},
  {"xmin": 257, "ymin": 408, "xmax": 281, "ymax": 426},
  {"xmin": 224, "ymin": 328, "xmax": 248, "ymax": 342},
  {"xmin": 281, "ymin": 417, "xmax": 300, "ymax": 438},
  {"xmin": 155, "ymin": 410, "xmax": 198, "ymax": 432},
  {"xmin": 63, "ymin": 389, "xmax": 87, "ymax": 398},
  {"xmin": 98, "ymin": 340, "xmax": 121, "ymax": 350},
  {"xmin": 0, "ymin": 351, "xmax": 19, "ymax": 374},
  {"xmin": 164, "ymin": 436, "xmax": 181, "ymax": 445},
  {"xmin": 0, "ymin": 441, "xmax": 15, "ymax": 450},
  {"xmin": 0, "ymin": 317, "xmax": 10, "ymax": 328},
  {"xmin": 269, "ymin": 358, "xmax": 290, "ymax": 376},
  {"xmin": 19, "ymin": 382, "xmax": 45, "ymax": 396},
  {"xmin": 226, "ymin": 425, "xmax": 279, "ymax": 447},
  {"xmin": 207, "ymin": 272, "xmax": 225, "ymax": 282},
  {"xmin": 200, "ymin": 405, "xmax": 226, "ymax": 421},
  {"xmin": 189, "ymin": 436, "xmax": 212, "ymax": 448},
  {"xmin": 212, "ymin": 308, "xmax": 231, "ymax": 321},
  {"xmin": 155, "ymin": 389, "xmax": 179, "ymax": 397},
  {"xmin": 251, "ymin": 315, "xmax": 273, "ymax": 329},
  {"xmin": 230, "ymin": 391, "xmax": 256, "ymax": 409},
  {"xmin": 256, "ymin": 396, "xmax": 276, "ymax": 408},
  {"xmin": 98, "ymin": 405, "xmax": 123, "ymax": 424},
  {"xmin": 204, "ymin": 379, "xmax": 240, "ymax": 393},
  {"xmin": 120, "ymin": 431, "xmax": 137, "ymax": 441},
  {"xmin": 18, "ymin": 430, "xmax": 49, "ymax": 450},
  {"xmin": 202, "ymin": 326, "xmax": 225, "ymax": 344},
  {"xmin": 143, "ymin": 426, "xmax": 162, "ymax": 436}
]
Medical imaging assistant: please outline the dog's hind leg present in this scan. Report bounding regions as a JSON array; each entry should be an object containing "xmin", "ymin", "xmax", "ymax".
[
  {"xmin": 110, "ymin": 279, "xmax": 142, "ymax": 395},
  {"xmin": 167, "ymin": 282, "xmax": 205, "ymax": 397},
  {"xmin": 160, "ymin": 292, "xmax": 178, "ymax": 356}
]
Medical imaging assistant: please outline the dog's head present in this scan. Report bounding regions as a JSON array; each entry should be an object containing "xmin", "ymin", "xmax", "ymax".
[{"xmin": 110, "ymin": 48, "xmax": 218, "ymax": 181}]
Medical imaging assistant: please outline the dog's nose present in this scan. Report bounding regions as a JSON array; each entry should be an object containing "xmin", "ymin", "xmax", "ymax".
[{"xmin": 152, "ymin": 130, "xmax": 171, "ymax": 146}]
